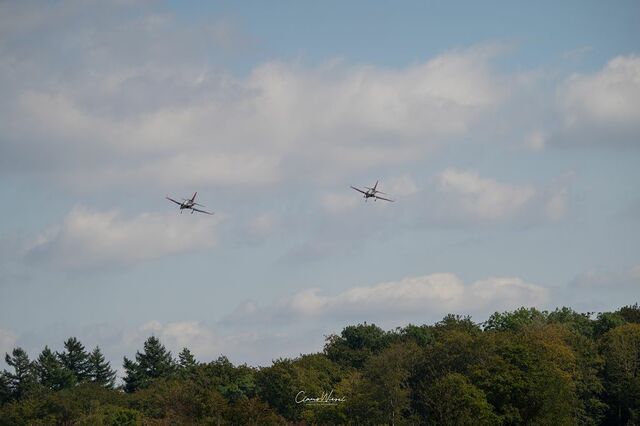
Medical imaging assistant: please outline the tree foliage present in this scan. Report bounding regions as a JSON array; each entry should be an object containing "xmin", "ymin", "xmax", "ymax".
[{"xmin": 2, "ymin": 304, "xmax": 640, "ymax": 424}]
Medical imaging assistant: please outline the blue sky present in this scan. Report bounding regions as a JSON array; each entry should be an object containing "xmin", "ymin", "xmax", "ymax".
[{"xmin": 0, "ymin": 0, "xmax": 639, "ymax": 368}]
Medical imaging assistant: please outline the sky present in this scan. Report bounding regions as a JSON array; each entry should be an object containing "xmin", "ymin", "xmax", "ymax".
[{"xmin": 0, "ymin": 0, "xmax": 639, "ymax": 369}]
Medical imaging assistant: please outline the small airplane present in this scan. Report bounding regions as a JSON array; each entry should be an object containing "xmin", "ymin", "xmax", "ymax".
[
  {"xmin": 166, "ymin": 192, "xmax": 214, "ymax": 215},
  {"xmin": 350, "ymin": 181, "xmax": 394, "ymax": 202}
]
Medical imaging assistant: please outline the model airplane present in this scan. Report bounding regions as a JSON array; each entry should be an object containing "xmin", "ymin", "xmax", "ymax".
[
  {"xmin": 350, "ymin": 181, "xmax": 394, "ymax": 202},
  {"xmin": 166, "ymin": 192, "xmax": 214, "ymax": 215}
]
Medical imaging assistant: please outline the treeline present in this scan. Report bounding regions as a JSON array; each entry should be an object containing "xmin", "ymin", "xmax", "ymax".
[{"xmin": 1, "ymin": 304, "xmax": 639, "ymax": 425}]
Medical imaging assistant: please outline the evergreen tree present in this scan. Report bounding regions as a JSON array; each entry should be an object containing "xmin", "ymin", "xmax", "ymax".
[
  {"xmin": 123, "ymin": 336, "xmax": 175, "ymax": 393},
  {"xmin": 0, "ymin": 372, "xmax": 11, "ymax": 404},
  {"xmin": 177, "ymin": 347, "xmax": 198, "ymax": 380},
  {"xmin": 35, "ymin": 346, "xmax": 75, "ymax": 391},
  {"xmin": 4, "ymin": 347, "xmax": 37, "ymax": 399},
  {"xmin": 87, "ymin": 346, "xmax": 116, "ymax": 388},
  {"xmin": 178, "ymin": 347, "xmax": 197, "ymax": 370},
  {"xmin": 58, "ymin": 337, "xmax": 90, "ymax": 382}
]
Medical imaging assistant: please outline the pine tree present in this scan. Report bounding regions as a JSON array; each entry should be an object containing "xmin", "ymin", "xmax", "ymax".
[
  {"xmin": 4, "ymin": 347, "xmax": 37, "ymax": 399},
  {"xmin": 87, "ymin": 346, "xmax": 116, "ymax": 388},
  {"xmin": 177, "ymin": 347, "xmax": 198, "ymax": 379},
  {"xmin": 178, "ymin": 347, "xmax": 198, "ymax": 370},
  {"xmin": 58, "ymin": 337, "xmax": 90, "ymax": 382},
  {"xmin": 0, "ymin": 372, "xmax": 11, "ymax": 404},
  {"xmin": 35, "ymin": 346, "xmax": 75, "ymax": 390},
  {"xmin": 123, "ymin": 336, "xmax": 175, "ymax": 393}
]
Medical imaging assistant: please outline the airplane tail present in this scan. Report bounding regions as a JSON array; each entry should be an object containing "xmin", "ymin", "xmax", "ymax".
[
  {"xmin": 191, "ymin": 192, "xmax": 197, "ymax": 202},
  {"xmin": 373, "ymin": 180, "xmax": 378, "ymax": 191}
]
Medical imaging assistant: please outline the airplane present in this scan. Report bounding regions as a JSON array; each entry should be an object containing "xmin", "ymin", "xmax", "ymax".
[
  {"xmin": 350, "ymin": 181, "xmax": 394, "ymax": 202},
  {"xmin": 166, "ymin": 192, "xmax": 214, "ymax": 215}
]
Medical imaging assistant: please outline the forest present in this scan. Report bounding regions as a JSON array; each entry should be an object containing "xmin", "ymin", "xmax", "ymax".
[{"xmin": 1, "ymin": 304, "xmax": 639, "ymax": 425}]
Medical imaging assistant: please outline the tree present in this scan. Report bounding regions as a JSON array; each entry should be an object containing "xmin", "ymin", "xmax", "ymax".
[
  {"xmin": 87, "ymin": 346, "xmax": 116, "ymax": 388},
  {"xmin": 228, "ymin": 397, "xmax": 286, "ymax": 426},
  {"xmin": 58, "ymin": 337, "xmax": 90, "ymax": 383},
  {"xmin": 422, "ymin": 373, "xmax": 500, "ymax": 426},
  {"xmin": 178, "ymin": 348, "xmax": 198, "ymax": 371},
  {"xmin": 600, "ymin": 323, "xmax": 640, "ymax": 425},
  {"xmin": 358, "ymin": 342, "xmax": 421, "ymax": 425},
  {"xmin": 324, "ymin": 323, "xmax": 391, "ymax": 368},
  {"xmin": 35, "ymin": 346, "xmax": 75, "ymax": 391},
  {"xmin": 474, "ymin": 325, "xmax": 579, "ymax": 425},
  {"xmin": 255, "ymin": 359, "xmax": 302, "ymax": 421},
  {"xmin": 547, "ymin": 306, "xmax": 594, "ymax": 337},
  {"xmin": 594, "ymin": 312, "xmax": 626, "ymax": 337},
  {"xmin": 123, "ymin": 336, "xmax": 175, "ymax": 393},
  {"xmin": 483, "ymin": 307, "xmax": 547, "ymax": 332},
  {"xmin": 617, "ymin": 303, "xmax": 640, "ymax": 324},
  {"xmin": 0, "ymin": 373, "xmax": 11, "ymax": 404},
  {"xmin": 3, "ymin": 347, "xmax": 38, "ymax": 400},
  {"xmin": 200, "ymin": 356, "xmax": 256, "ymax": 402}
]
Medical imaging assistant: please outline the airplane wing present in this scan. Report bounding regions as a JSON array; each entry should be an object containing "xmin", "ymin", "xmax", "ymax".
[
  {"xmin": 351, "ymin": 186, "xmax": 368, "ymax": 195},
  {"xmin": 374, "ymin": 195, "xmax": 394, "ymax": 202},
  {"xmin": 166, "ymin": 196, "xmax": 182, "ymax": 206},
  {"xmin": 191, "ymin": 207, "xmax": 214, "ymax": 215}
]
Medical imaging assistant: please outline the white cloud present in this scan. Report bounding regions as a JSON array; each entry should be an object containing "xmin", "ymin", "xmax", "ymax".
[
  {"xmin": 223, "ymin": 273, "xmax": 549, "ymax": 325},
  {"xmin": 430, "ymin": 168, "xmax": 571, "ymax": 225},
  {"xmin": 558, "ymin": 55, "xmax": 640, "ymax": 143},
  {"xmin": 26, "ymin": 207, "xmax": 218, "ymax": 269},
  {"xmin": 1, "ymin": 17, "xmax": 509, "ymax": 190},
  {"xmin": 437, "ymin": 169, "xmax": 536, "ymax": 221}
]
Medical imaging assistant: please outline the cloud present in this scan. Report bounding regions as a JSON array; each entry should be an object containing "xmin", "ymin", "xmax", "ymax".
[
  {"xmin": 570, "ymin": 264, "xmax": 640, "ymax": 289},
  {"xmin": 0, "ymin": 5, "xmax": 509, "ymax": 191},
  {"xmin": 437, "ymin": 169, "xmax": 536, "ymax": 221},
  {"xmin": 25, "ymin": 207, "xmax": 218, "ymax": 269},
  {"xmin": 223, "ymin": 273, "xmax": 549, "ymax": 326},
  {"xmin": 558, "ymin": 55, "xmax": 640, "ymax": 145},
  {"xmin": 432, "ymin": 169, "xmax": 569, "ymax": 224}
]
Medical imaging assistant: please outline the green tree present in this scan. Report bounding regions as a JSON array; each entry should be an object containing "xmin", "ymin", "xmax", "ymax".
[
  {"xmin": 474, "ymin": 325, "xmax": 579, "ymax": 425},
  {"xmin": 594, "ymin": 312, "xmax": 626, "ymax": 337},
  {"xmin": 178, "ymin": 347, "xmax": 197, "ymax": 369},
  {"xmin": 132, "ymin": 378, "xmax": 227, "ymax": 424},
  {"xmin": 399, "ymin": 324, "xmax": 434, "ymax": 347},
  {"xmin": 483, "ymin": 307, "xmax": 547, "ymax": 332},
  {"xmin": 228, "ymin": 397, "xmax": 286, "ymax": 426},
  {"xmin": 324, "ymin": 323, "xmax": 391, "ymax": 368},
  {"xmin": 359, "ymin": 342, "xmax": 421, "ymax": 425},
  {"xmin": 3, "ymin": 347, "xmax": 37, "ymax": 400},
  {"xmin": 617, "ymin": 303, "xmax": 640, "ymax": 324},
  {"xmin": 87, "ymin": 346, "xmax": 116, "ymax": 388},
  {"xmin": 0, "ymin": 373, "xmax": 11, "ymax": 404},
  {"xmin": 123, "ymin": 336, "xmax": 175, "ymax": 393},
  {"xmin": 547, "ymin": 306, "xmax": 594, "ymax": 337},
  {"xmin": 35, "ymin": 346, "xmax": 75, "ymax": 391},
  {"xmin": 422, "ymin": 373, "xmax": 500, "ymax": 426},
  {"xmin": 58, "ymin": 337, "xmax": 90, "ymax": 383},
  {"xmin": 177, "ymin": 347, "xmax": 198, "ymax": 379},
  {"xmin": 600, "ymin": 323, "xmax": 640, "ymax": 425},
  {"xmin": 255, "ymin": 358, "xmax": 302, "ymax": 421}
]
